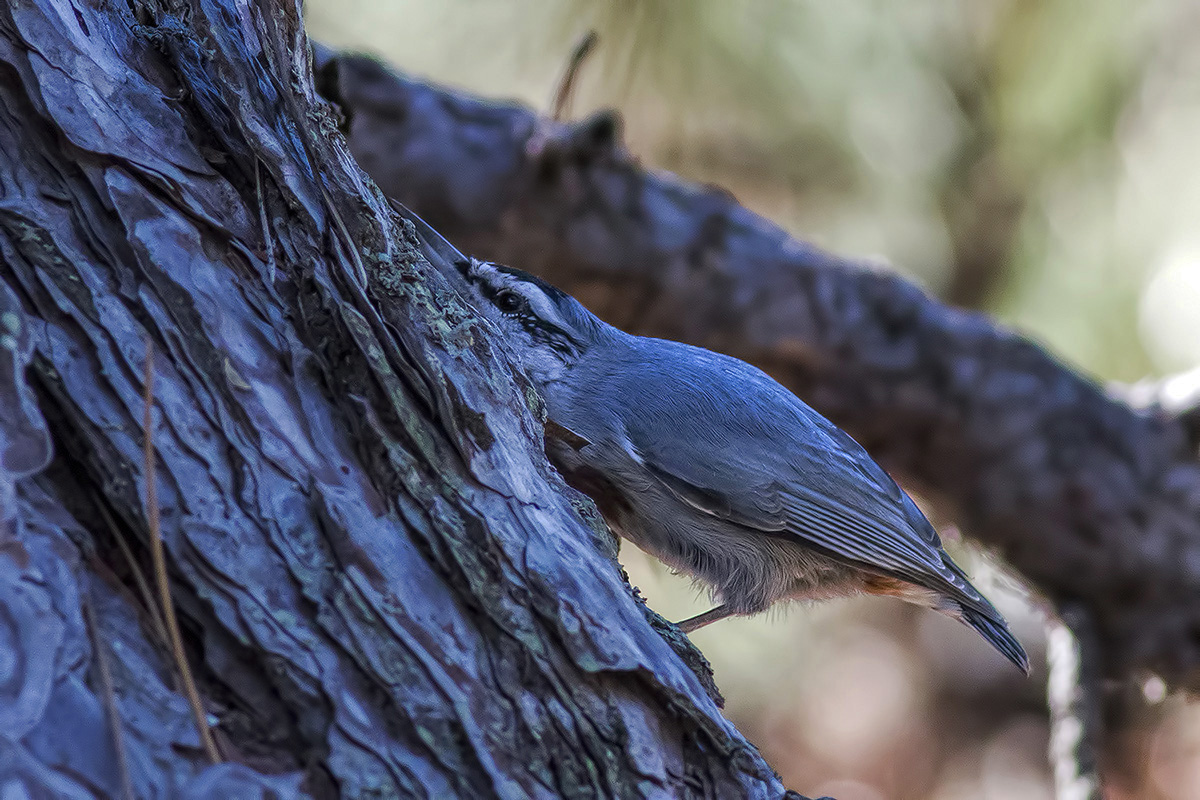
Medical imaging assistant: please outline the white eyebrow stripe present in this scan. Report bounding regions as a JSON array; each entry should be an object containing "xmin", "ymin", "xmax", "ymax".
[{"xmin": 523, "ymin": 286, "xmax": 569, "ymax": 331}]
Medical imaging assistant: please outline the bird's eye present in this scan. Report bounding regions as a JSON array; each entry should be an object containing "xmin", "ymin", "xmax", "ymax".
[{"xmin": 494, "ymin": 290, "xmax": 524, "ymax": 314}]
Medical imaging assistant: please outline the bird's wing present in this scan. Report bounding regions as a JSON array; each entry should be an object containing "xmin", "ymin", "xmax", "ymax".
[
  {"xmin": 619, "ymin": 360, "xmax": 989, "ymax": 608},
  {"xmin": 639, "ymin": 435, "xmax": 969, "ymax": 595}
]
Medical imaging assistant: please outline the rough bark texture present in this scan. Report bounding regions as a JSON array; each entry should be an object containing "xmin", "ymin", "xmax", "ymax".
[
  {"xmin": 318, "ymin": 53, "xmax": 1200, "ymax": 692},
  {"xmin": 0, "ymin": 3, "xmax": 813, "ymax": 798}
]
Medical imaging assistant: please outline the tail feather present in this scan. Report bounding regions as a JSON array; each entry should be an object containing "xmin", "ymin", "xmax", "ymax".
[{"xmin": 958, "ymin": 605, "xmax": 1030, "ymax": 674}]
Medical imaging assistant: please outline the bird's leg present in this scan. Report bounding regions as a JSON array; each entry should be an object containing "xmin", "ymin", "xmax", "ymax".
[{"xmin": 674, "ymin": 604, "xmax": 737, "ymax": 633}]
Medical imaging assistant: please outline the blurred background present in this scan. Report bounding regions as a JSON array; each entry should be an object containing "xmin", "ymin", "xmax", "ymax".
[{"xmin": 306, "ymin": 2, "xmax": 1200, "ymax": 797}]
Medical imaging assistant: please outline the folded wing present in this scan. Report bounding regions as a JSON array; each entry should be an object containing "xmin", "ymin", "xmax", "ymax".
[{"xmin": 621, "ymin": 357, "xmax": 999, "ymax": 619}]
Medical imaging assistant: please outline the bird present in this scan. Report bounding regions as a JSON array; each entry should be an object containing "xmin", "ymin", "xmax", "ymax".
[{"xmin": 395, "ymin": 204, "xmax": 1029, "ymax": 674}]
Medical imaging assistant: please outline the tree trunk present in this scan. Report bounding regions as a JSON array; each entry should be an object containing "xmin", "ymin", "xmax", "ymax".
[
  {"xmin": 0, "ymin": 2, "xmax": 813, "ymax": 797},
  {"xmin": 319, "ymin": 52, "xmax": 1200, "ymax": 694}
]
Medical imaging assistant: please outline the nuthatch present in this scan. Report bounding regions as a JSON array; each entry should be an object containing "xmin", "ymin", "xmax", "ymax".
[{"xmin": 399, "ymin": 206, "xmax": 1029, "ymax": 674}]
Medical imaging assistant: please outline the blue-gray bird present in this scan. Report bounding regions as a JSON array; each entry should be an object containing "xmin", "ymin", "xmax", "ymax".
[{"xmin": 399, "ymin": 207, "xmax": 1028, "ymax": 673}]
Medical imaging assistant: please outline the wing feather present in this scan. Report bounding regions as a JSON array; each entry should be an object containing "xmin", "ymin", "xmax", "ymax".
[{"xmin": 609, "ymin": 341, "xmax": 993, "ymax": 613}]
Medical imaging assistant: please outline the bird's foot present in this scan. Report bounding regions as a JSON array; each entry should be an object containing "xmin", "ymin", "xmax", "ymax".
[{"xmin": 674, "ymin": 604, "xmax": 737, "ymax": 633}]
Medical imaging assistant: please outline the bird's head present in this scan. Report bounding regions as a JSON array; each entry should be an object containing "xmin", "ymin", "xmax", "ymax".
[{"xmin": 457, "ymin": 258, "xmax": 605, "ymax": 387}]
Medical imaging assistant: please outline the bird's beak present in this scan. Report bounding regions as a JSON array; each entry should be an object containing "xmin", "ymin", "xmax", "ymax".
[{"xmin": 389, "ymin": 200, "xmax": 471, "ymax": 276}]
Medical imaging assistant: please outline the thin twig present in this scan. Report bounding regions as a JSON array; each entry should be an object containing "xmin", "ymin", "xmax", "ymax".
[
  {"xmin": 96, "ymin": 497, "xmax": 169, "ymax": 647},
  {"xmin": 143, "ymin": 340, "xmax": 221, "ymax": 764},
  {"xmin": 83, "ymin": 599, "xmax": 136, "ymax": 800},
  {"xmin": 550, "ymin": 31, "xmax": 599, "ymax": 122},
  {"xmin": 255, "ymin": 158, "xmax": 278, "ymax": 283}
]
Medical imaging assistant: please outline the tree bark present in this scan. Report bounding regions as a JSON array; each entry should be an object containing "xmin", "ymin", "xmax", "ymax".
[
  {"xmin": 318, "ymin": 52, "xmax": 1200, "ymax": 693},
  {"xmin": 0, "ymin": 3, "xmax": 814, "ymax": 798}
]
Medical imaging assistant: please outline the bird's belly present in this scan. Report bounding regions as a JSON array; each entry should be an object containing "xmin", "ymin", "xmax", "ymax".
[
  {"xmin": 587, "ymin": 482, "xmax": 856, "ymax": 612},
  {"xmin": 547, "ymin": 438, "xmax": 860, "ymax": 613}
]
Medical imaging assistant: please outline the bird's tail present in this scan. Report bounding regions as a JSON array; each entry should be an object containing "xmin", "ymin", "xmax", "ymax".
[
  {"xmin": 957, "ymin": 604, "xmax": 1030, "ymax": 674},
  {"xmin": 862, "ymin": 572, "xmax": 1030, "ymax": 674}
]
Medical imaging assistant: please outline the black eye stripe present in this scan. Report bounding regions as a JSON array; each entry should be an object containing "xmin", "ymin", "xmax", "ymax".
[
  {"xmin": 493, "ymin": 290, "xmax": 517, "ymax": 311},
  {"xmin": 480, "ymin": 282, "xmax": 529, "ymax": 313},
  {"xmin": 523, "ymin": 318, "xmax": 578, "ymax": 355}
]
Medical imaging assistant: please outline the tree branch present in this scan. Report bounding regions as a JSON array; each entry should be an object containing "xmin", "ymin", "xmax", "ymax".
[{"xmin": 0, "ymin": 3, "xmax": 811, "ymax": 797}]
